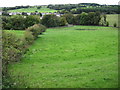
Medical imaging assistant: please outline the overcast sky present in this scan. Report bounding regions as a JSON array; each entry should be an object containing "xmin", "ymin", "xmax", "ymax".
[{"xmin": 0, "ymin": 0, "xmax": 119, "ymax": 7}]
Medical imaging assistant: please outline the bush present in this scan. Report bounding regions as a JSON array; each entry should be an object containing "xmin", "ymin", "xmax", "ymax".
[
  {"xmin": 41, "ymin": 14, "xmax": 60, "ymax": 28},
  {"xmin": 24, "ymin": 31, "xmax": 34, "ymax": 45},
  {"xmin": 26, "ymin": 24, "xmax": 46, "ymax": 39},
  {"xmin": 2, "ymin": 31, "xmax": 26, "ymax": 75}
]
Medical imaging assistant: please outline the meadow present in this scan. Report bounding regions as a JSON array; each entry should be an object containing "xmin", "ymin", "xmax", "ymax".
[
  {"xmin": 7, "ymin": 25, "xmax": 118, "ymax": 88},
  {"xmin": 106, "ymin": 14, "xmax": 119, "ymax": 27},
  {"xmin": 9, "ymin": 7, "xmax": 57, "ymax": 13}
]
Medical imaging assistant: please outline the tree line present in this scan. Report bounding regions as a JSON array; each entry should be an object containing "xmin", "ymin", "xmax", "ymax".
[
  {"xmin": 48, "ymin": 4, "xmax": 119, "ymax": 14},
  {"xmin": 2, "ymin": 11, "xmax": 106, "ymax": 30}
]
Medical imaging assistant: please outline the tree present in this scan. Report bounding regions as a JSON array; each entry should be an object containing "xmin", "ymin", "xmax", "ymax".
[
  {"xmin": 62, "ymin": 13, "xmax": 74, "ymax": 24},
  {"xmin": 73, "ymin": 14, "xmax": 81, "ymax": 25},
  {"xmin": 41, "ymin": 14, "xmax": 60, "ymax": 27},
  {"xmin": 59, "ymin": 17, "xmax": 68, "ymax": 26},
  {"xmin": 79, "ymin": 12, "xmax": 88, "ymax": 25},
  {"xmin": 25, "ymin": 15, "xmax": 40, "ymax": 28}
]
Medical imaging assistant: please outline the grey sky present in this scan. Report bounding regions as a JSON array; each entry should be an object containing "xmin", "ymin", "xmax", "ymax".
[{"xmin": 0, "ymin": 0, "xmax": 119, "ymax": 7}]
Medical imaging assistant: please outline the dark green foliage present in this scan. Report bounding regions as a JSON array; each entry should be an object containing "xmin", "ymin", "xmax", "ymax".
[
  {"xmin": 62, "ymin": 13, "xmax": 74, "ymax": 24},
  {"xmin": 2, "ymin": 15, "xmax": 41, "ymax": 30},
  {"xmin": 26, "ymin": 24, "xmax": 46, "ymax": 39},
  {"xmin": 87, "ymin": 12, "xmax": 101, "ymax": 25},
  {"xmin": 2, "ymin": 16, "xmax": 12, "ymax": 30},
  {"xmin": 2, "ymin": 5, "xmax": 30, "ymax": 11},
  {"xmin": 73, "ymin": 14, "xmax": 81, "ymax": 25},
  {"xmin": 59, "ymin": 17, "xmax": 68, "ymax": 26},
  {"xmin": 79, "ymin": 12, "xmax": 89, "ymax": 25},
  {"xmin": 25, "ymin": 15, "xmax": 40, "ymax": 28},
  {"xmin": 48, "ymin": 4, "xmax": 119, "ymax": 14},
  {"xmin": 41, "ymin": 14, "xmax": 60, "ymax": 28},
  {"xmin": 73, "ymin": 12, "xmax": 101, "ymax": 25},
  {"xmin": 41, "ymin": 14, "xmax": 68, "ymax": 27},
  {"xmin": 9, "ymin": 15, "xmax": 26, "ymax": 30}
]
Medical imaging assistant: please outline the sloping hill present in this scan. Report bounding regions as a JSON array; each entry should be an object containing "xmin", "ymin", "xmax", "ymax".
[{"xmin": 8, "ymin": 26, "xmax": 118, "ymax": 88}]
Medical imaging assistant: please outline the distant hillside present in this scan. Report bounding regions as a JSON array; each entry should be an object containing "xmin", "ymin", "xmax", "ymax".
[
  {"xmin": 4, "ymin": 6, "xmax": 57, "ymax": 13},
  {"xmin": 2, "ymin": 3, "xmax": 119, "ymax": 14},
  {"xmin": 47, "ymin": 3, "xmax": 119, "ymax": 14}
]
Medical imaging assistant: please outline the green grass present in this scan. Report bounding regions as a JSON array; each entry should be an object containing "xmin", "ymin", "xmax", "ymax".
[
  {"xmin": 8, "ymin": 26, "xmax": 118, "ymax": 88},
  {"xmin": 106, "ymin": 14, "xmax": 119, "ymax": 27},
  {"xmin": 9, "ymin": 7, "xmax": 57, "ymax": 13}
]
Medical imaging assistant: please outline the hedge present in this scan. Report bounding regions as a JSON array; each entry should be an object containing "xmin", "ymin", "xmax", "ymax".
[{"xmin": 2, "ymin": 24, "xmax": 46, "ymax": 88}]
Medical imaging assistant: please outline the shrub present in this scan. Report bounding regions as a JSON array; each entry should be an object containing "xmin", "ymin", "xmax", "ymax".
[
  {"xmin": 24, "ymin": 31, "xmax": 34, "ymax": 45},
  {"xmin": 26, "ymin": 24, "xmax": 46, "ymax": 39},
  {"xmin": 2, "ymin": 31, "xmax": 26, "ymax": 75}
]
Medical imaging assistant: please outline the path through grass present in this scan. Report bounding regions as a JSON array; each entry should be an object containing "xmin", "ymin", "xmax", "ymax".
[{"xmin": 8, "ymin": 26, "xmax": 118, "ymax": 88}]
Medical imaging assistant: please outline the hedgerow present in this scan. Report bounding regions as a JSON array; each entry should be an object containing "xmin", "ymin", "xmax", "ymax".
[{"xmin": 2, "ymin": 24, "xmax": 46, "ymax": 88}]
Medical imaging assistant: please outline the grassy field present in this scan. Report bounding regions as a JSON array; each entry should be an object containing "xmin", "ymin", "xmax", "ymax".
[
  {"xmin": 9, "ymin": 7, "xmax": 57, "ymax": 13},
  {"xmin": 106, "ymin": 14, "xmax": 119, "ymax": 27},
  {"xmin": 8, "ymin": 26, "xmax": 118, "ymax": 88}
]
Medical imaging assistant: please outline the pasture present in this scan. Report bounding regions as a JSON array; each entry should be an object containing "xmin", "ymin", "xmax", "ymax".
[
  {"xmin": 106, "ymin": 14, "xmax": 119, "ymax": 27},
  {"xmin": 7, "ymin": 26, "xmax": 118, "ymax": 88},
  {"xmin": 9, "ymin": 7, "xmax": 57, "ymax": 13}
]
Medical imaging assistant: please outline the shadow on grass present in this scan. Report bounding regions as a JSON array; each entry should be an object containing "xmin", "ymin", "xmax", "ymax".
[{"xmin": 76, "ymin": 29, "xmax": 97, "ymax": 30}]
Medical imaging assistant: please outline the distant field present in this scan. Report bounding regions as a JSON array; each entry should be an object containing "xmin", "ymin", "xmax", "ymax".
[
  {"xmin": 106, "ymin": 14, "xmax": 119, "ymax": 27},
  {"xmin": 8, "ymin": 26, "xmax": 118, "ymax": 88},
  {"xmin": 9, "ymin": 7, "xmax": 57, "ymax": 13}
]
